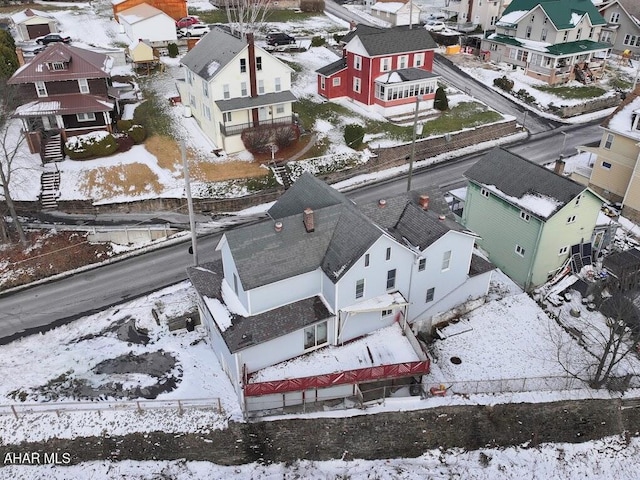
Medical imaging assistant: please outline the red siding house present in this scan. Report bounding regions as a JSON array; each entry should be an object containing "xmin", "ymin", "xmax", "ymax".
[
  {"xmin": 7, "ymin": 43, "xmax": 119, "ymax": 163},
  {"xmin": 316, "ymin": 25, "xmax": 439, "ymax": 116}
]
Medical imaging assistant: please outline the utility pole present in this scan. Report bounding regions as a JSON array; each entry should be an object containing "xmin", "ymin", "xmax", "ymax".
[{"xmin": 182, "ymin": 140, "xmax": 198, "ymax": 266}]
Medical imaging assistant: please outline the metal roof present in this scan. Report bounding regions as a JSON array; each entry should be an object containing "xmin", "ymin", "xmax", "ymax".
[
  {"xmin": 501, "ymin": 0, "xmax": 606, "ymax": 30},
  {"xmin": 13, "ymin": 94, "xmax": 114, "ymax": 117}
]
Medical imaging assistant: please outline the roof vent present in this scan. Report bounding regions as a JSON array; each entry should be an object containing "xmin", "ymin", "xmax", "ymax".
[
  {"xmin": 438, "ymin": 214, "xmax": 446, "ymax": 221},
  {"xmin": 419, "ymin": 195, "xmax": 430, "ymax": 210},
  {"xmin": 378, "ymin": 199, "xmax": 387, "ymax": 208},
  {"xmin": 274, "ymin": 221, "xmax": 283, "ymax": 232}
]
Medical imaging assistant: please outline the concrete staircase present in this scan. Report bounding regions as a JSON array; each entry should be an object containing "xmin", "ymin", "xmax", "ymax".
[{"xmin": 40, "ymin": 169, "xmax": 61, "ymax": 210}]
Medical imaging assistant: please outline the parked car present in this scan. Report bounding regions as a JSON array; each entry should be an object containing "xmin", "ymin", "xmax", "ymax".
[
  {"xmin": 35, "ymin": 33, "xmax": 71, "ymax": 45},
  {"xmin": 267, "ymin": 33, "xmax": 295, "ymax": 46},
  {"xmin": 175, "ymin": 16, "xmax": 200, "ymax": 29},
  {"xmin": 424, "ymin": 21, "xmax": 446, "ymax": 32},
  {"xmin": 177, "ymin": 24, "xmax": 210, "ymax": 38}
]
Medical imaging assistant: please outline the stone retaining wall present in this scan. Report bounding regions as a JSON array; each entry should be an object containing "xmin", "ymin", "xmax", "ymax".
[{"xmin": 0, "ymin": 398, "xmax": 634, "ymax": 467}]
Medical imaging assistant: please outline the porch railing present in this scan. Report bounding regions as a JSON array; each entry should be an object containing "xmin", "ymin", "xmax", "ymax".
[{"xmin": 219, "ymin": 114, "xmax": 296, "ymax": 137}]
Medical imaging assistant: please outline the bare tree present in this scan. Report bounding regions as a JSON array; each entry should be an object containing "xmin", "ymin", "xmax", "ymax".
[
  {"xmin": 224, "ymin": 0, "xmax": 271, "ymax": 36},
  {"xmin": 0, "ymin": 83, "xmax": 28, "ymax": 247},
  {"xmin": 551, "ymin": 291, "xmax": 639, "ymax": 390}
]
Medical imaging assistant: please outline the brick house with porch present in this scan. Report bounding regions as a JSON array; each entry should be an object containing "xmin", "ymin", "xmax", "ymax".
[{"xmin": 7, "ymin": 43, "xmax": 119, "ymax": 165}]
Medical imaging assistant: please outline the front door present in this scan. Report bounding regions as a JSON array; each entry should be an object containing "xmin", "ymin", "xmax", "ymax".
[
  {"xmin": 42, "ymin": 115, "xmax": 58, "ymax": 130},
  {"xmin": 258, "ymin": 106, "xmax": 270, "ymax": 123}
]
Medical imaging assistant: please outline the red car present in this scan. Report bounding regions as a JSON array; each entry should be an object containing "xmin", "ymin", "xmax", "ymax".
[{"xmin": 175, "ymin": 16, "xmax": 200, "ymax": 29}]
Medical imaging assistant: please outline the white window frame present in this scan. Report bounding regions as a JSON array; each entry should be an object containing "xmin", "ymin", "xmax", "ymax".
[
  {"xmin": 78, "ymin": 78, "xmax": 89, "ymax": 94},
  {"xmin": 354, "ymin": 54, "xmax": 362, "ymax": 70},
  {"xmin": 610, "ymin": 12, "xmax": 620, "ymax": 23},
  {"xmin": 35, "ymin": 81, "xmax": 47, "ymax": 98},
  {"xmin": 304, "ymin": 321, "xmax": 328, "ymax": 350},
  {"xmin": 397, "ymin": 55, "xmax": 408, "ymax": 69},
  {"xmin": 386, "ymin": 269, "xmax": 396, "ymax": 290},
  {"xmin": 558, "ymin": 246, "xmax": 568, "ymax": 256},
  {"xmin": 223, "ymin": 111, "xmax": 232, "ymax": 122},
  {"xmin": 204, "ymin": 105, "xmax": 211, "ymax": 121},
  {"xmin": 275, "ymin": 104, "xmax": 285, "ymax": 114},
  {"xmin": 355, "ymin": 278, "xmax": 365, "ymax": 299},
  {"xmin": 381, "ymin": 309, "xmax": 393, "ymax": 317},
  {"xmin": 515, "ymin": 245, "xmax": 526, "ymax": 257},
  {"xmin": 426, "ymin": 287, "xmax": 435, "ymax": 303},
  {"xmin": 520, "ymin": 210, "xmax": 530, "ymax": 222},
  {"xmin": 240, "ymin": 58, "xmax": 247, "ymax": 73},
  {"xmin": 241, "ymin": 81, "xmax": 248, "ymax": 97},
  {"xmin": 413, "ymin": 52, "xmax": 424, "ymax": 67},
  {"xmin": 601, "ymin": 161, "xmax": 612, "ymax": 170},
  {"xmin": 320, "ymin": 76, "xmax": 325, "ymax": 90},
  {"xmin": 441, "ymin": 250, "xmax": 451, "ymax": 271},
  {"xmin": 223, "ymin": 84, "xmax": 230, "ymax": 100},
  {"xmin": 418, "ymin": 258, "xmax": 426, "ymax": 271},
  {"xmin": 364, "ymin": 253, "xmax": 370, "ymax": 267},
  {"xmin": 76, "ymin": 112, "xmax": 96, "ymax": 122},
  {"xmin": 604, "ymin": 133, "xmax": 614, "ymax": 149},
  {"xmin": 258, "ymin": 79, "xmax": 265, "ymax": 94},
  {"xmin": 386, "ymin": 247, "xmax": 391, "ymax": 261},
  {"xmin": 480, "ymin": 187, "xmax": 490, "ymax": 198},
  {"xmin": 567, "ymin": 215, "xmax": 576, "ymax": 224},
  {"xmin": 202, "ymin": 80, "xmax": 209, "ymax": 98},
  {"xmin": 333, "ymin": 77, "xmax": 341, "ymax": 86},
  {"xmin": 274, "ymin": 77, "xmax": 281, "ymax": 92},
  {"xmin": 381, "ymin": 57, "xmax": 391, "ymax": 72},
  {"xmin": 353, "ymin": 77, "xmax": 361, "ymax": 93}
]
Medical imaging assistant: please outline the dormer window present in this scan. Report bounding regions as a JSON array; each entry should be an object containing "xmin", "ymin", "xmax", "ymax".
[{"xmin": 49, "ymin": 62, "xmax": 66, "ymax": 71}]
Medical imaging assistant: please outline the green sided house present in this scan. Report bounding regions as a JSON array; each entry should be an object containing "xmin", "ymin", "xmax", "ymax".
[{"xmin": 462, "ymin": 148, "xmax": 604, "ymax": 290}]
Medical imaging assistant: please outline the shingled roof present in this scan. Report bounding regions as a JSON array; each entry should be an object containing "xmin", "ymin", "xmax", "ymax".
[
  {"xmin": 345, "ymin": 24, "xmax": 437, "ymax": 56},
  {"xmin": 224, "ymin": 173, "xmax": 461, "ymax": 290},
  {"xmin": 181, "ymin": 27, "xmax": 247, "ymax": 80},
  {"xmin": 465, "ymin": 148, "xmax": 587, "ymax": 220},
  {"xmin": 500, "ymin": 0, "xmax": 606, "ymax": 30}
]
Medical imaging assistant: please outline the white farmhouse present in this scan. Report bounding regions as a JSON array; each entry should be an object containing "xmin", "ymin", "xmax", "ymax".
[
  {"xmin": 370, "ymin": 0, "xmax": 422, "ymax": 27},
  {"xmin": 117, "ymin": 3, "xmax": 177, "ymax": 44},
  {"xmin": 187, "ymin": 174, "xmax": 494, "ymax": 414},
  {"xmin": 177, "ymin": 27, "xmax": 297, "ymax": 154}
]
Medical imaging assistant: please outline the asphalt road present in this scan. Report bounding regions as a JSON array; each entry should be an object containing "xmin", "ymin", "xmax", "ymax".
[{"xmin": 0, "ymin": 123, "xmax": 603, "ymax": 343}]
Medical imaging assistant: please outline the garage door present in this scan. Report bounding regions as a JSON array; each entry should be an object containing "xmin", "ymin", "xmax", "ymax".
[{"xmin": 27, "ymin": 24, "xmax": 51, "ymax": 40}]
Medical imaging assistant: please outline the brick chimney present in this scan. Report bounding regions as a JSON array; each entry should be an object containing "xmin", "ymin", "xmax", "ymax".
[
  {"xmin": 303, "ymin": 208, "xmax": 315, "ymax": 233},
  {"xmin": 246, "ymin": 32, "xmax": 259, "ymax": 127},
  {"xmin": 15, "ymin": 47, "xmax": 25, "ymax": 67},
  {"xmin": 419, "ymin": 195, "xmax": 430, "ymax": 210},
  {"xmin": 554, "ymin": 159, "xmax": 565, "ymax": 175}
]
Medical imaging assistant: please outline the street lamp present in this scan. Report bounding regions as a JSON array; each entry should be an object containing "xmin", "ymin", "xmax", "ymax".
[
  {"xmin": 407, "ymin": 95, "xmax": 424, "ymax": 192},
  {"xmin": 560, "ymin": 131, "xmax": 569, "ymax": 156}
]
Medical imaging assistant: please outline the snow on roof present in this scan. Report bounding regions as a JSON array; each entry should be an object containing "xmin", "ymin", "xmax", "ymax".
[
  {"xmin": 342, "ymin": 292, "xmax": 407, "ymax": 313},
  {"xmin": 484, "ymin": 184, "xmax": 563, "ymax": 218},
  {"xmin": 448, "ymin": 186, "xmax": 467, "ymax": 201},
  {"xmin": 117, "ymin": 4, "xmax": 165, "ymax": 24},
  {"xmin": 207, "ymin": 61, "xmax": 220, "ymax": 77},
  {"xmin": 497, "ymin": 10, "xmax": 528, "ymax": 25},
  {"xmin": 605, "ymin": 94, "xmax": 640, "ymax": 141},
  {"xmin": 570, "ymin": 12, "xmax": 583, "ymax": 26},
  {"xmin": 11, "ymin": 8, "xmax": 53, "ymax": 23},
  {"xmin": 249, "ymin": 323, "xmax": 420, "ymax": 383},
  {"xmin": 375, "ymin": 71, "xmax": 403, "ymax": 83},
  {"xmin": 15, "ymin": 100, "xmax": 61, "ymax": 116},
  {"xmin": 202, "ymin": 296, "xmax": 233, "ymax": 332},
  {"xmin": 371, "ymin": 2, "xmax": 405, "ymax": 14},
  {"xmin": 221, "ymin": 278, "xmax": 249, "ymax": 317}
]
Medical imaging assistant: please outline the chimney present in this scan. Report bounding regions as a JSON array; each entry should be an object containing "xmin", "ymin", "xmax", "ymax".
[
  {"xmin": 350, "ymin": 20, "xmax": 356, "ymax": 30},
  {"xmin": 554, "ymin": 159, "xmax": 565, "ymax": 175},
  {"xmin": 274, "ymin": 221, "xmax": 283, "ymax": 232},
  {"xmin": 438, "ymin": 214, "xmax": 446, "ymax": 221},
  {"xmin": 419, "ymin": 194, "xmax": 430, "ymax": 210},
  {"xmin": 15, "ymin": 47, "xmax": 25, "ymax": 67},
  {"xmin": 246, "ymin": 32, "xmax": 259, "ymax": 127},
  {"xmin": 378, "ymin": 199, "xmax": 387, "ymax": 208},
  {"xmin": 303, "ymin": 208, "xmax": 315, "ymax": 233}
]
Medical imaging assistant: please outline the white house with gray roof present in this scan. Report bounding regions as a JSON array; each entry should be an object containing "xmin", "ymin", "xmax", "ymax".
[
  {"xmin": 178, "ymin": 27, "xmax": 297, "ymax": 154},
  {"xmin": 187, "ymin": 173, "xmax": 493, "ymax": 412}
]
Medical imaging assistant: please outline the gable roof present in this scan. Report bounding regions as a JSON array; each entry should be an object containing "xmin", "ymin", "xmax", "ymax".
[
  {"xmin": 346, "ymin": 25, "xmax": 437, "ymax": 56},
  {"xmin": 600, "ymin": 0, "xmax": 640, "ymax": 20},
  {"xmin": 11, "ymin": 8, "xmax": 54, "ymax": 24},
  {"xmin": 316, "ymin": 57, "xmax": 347, "ymax": 77},
  {"xmin": 8, "ymin": 43, "xmax": 112, "ymax": 84},
  {"xmin": 600, "ymin": 86, "xmax": 640, "ymax": 141},
  {"xmin": 465, "ymin": 148, "xmax": 588, "ymax": 220},
  {"xmin": 224, "ymin": 173, "xmax": 460, "ymax": 290},
  {"xmin": 117, "ymin": 3, "xmax": 168, "ymax": 24},
  {"xmin": 500, "ymin": 0, "xmax": 606, "ymax": 30},
  {"xmin": 181, "ymin": 27, "xmax": 247, "ymax": 80}
]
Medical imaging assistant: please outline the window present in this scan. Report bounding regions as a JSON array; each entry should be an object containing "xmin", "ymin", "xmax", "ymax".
[
  {"xmin": 520, "ymin": 210, "xmax": 530, "ymax": 222},
  {"xmin": 386, "ymin": 269, "xmax": 396, "ymax": 289},
  {"xmin": 187, "ymin": 70, "xmax": 193, "ymax": 86},
  {"xmin": 577, "ymin": 28, "xmax": 582, "ymax": 38},
  {"xmin": 35, "ymin": 81, "xmax": 47, "ymax": 97},
  {"xmin": 275, "ymin": 104, "xmax": 285, "ymax": 114},
  {"xmin": 567, "ymin": 215, "xmax": 576, "ymax": 224},
  {"xmin": 304, "ymin": 321, "xmax": 328, "ymax": 350},
  {"xmin": 602, "ymin": 161, "xmax": 612, "ymax": 170},
  {"xmin": 258, "ymin": 79, "xmax": 264, "ymax": 94},
  {"xmin": 223, "ymin": 111, "xmax": 232, "ymax": 122},
  {"xmin": 515, "ymin": 245, "xmax": 526, "ymax": 256},
  {"xmin": 541, "ymin": 28, "xmax": 547, "ymax": 41},
  {"xmin": 624, "ymin": 35, "xmax": 640, "ymax": 47},
  {"xmin": 256, "ymin": 56, "xmax": 262, "ymax": 71},
  {"xmin": 441, "ymin": 250, "xmax": 451, "ymax": 271},
  {"xmin": 241, "ymin": 82, "xmax": 248, "ymax": 96},
  {"xmin": 76, "ymin": 112, "xmax": 96, "ymax": 122},
  {"xmin": 353, "ymin": 77, "xmax": 361, "ymax": 93},
  {"xmin": 204, "ymin": 105, "xmax": 211, "ymax": 121},
  {"xmin": 563, "ymin": 31, "xmax": 569, "ymax": 42},
  {"xmin": 354, "ymin": 54, "xmax": 362, "ymax": 70},
  {"xmin": 365, "ymin": 253, "xmax": 370, "ymax": 267},
  {"xmin": 589, "ymin": 27, "xmax": 594, "ymax": 39},
  {"xmin": 530, "ymin": 15, "xmax": 534, "ymax": 22},
  {"xmin": 51, "ymin": 62, "xmax": 65, "ymax": 71},
  {"xmin": 480, "ymin": 188, "xmax": 490, "ymax": 198},
  {"xmin": 398, "ymin": 55, "xmax": 408, "ymax": 69},
  {"xmin": 386, "ymin": 247, "xmax": 391, "ymax": 261},
  {"xmin": 418, "ymin": 258, "xmax": 426, "ymax": 271},
  {"xmin": 355, "ymin": 278, "xmax": 365, "ymax": 298},
  {"xmin": 525, "ymin": 26, "xmax": 532, "ymax": 39},
  {"xmin": 604, "ymin": 133, "xmax": 614, "ymax": 149},
  {"xmin": 332, "ymin": 77, "xmax": 341, "ymax": 86},
  {"xmin": 78, "ymin": 78, "xmax": 89, "ymax": 94},
  {"xmin": 382, "ymin": 309, "xmax": 393, "ymax": 317},
  {"xmin": 274, "ymin": 77, "xmax": 281, "ymax": 92},
  {"xmin": 490, "ymin": 43, "xmax": 498, "ymax": 51},
  {"xmin": 381, "ymin": 57, "xmax": 391, "ymax": 72},
  {"xmin": 575, "ymin": 194, "xmax": 582, "ymax": 206},
  {"xmin": 190, "ymin": 94, "xmax": 196, "ymax": 107},
  {"xmin": 413, "ymin": 52, "xmax": 424, "ymax": 67},
  {"xmin": 233, "ymin": 273, "xmax": 238, "ymax": 294},
  {"xmin": 202, "ymin": 80, "xmax": 209, "ymax": 98},
  {"xmin": 240, "ymin": 58, "xmax": 247, "ymax": 73},
  {"xmin": 426, "ymin": 287, "xmax": 435, "ymax": 303},
  {"xmin": 223, "ymin": 84, "xmax": 230, "ymax": 99},
  {"xmin": 610, "ymin": 12, "xmax": 620, "ymax": 23},
  {"xmin": 558, "ymin": 246, "xmax": 568, "ymax": 256}
]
